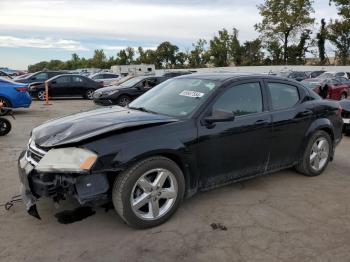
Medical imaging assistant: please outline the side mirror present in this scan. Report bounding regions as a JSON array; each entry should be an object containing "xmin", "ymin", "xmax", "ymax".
[
  {"xmin": 204, "ymin": 110, "xmax": 235, "ymax": 124},
  {"xmin": 30, "ymin": 76, "xmax": 37, "ymax": 80},
  {"xmin": 51, "ymin": 80, "xmax": 57, "ymax": 84}
]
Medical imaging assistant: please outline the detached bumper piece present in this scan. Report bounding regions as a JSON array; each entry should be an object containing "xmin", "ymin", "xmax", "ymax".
[{"xmin": 18, "ymin": 151, "xmax": 110, "ymax": 219}]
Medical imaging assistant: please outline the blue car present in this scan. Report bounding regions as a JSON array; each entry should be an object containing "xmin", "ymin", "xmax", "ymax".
[{"xmin": 0, "ymin": 77, "xmax": 32, "ymax": 109}]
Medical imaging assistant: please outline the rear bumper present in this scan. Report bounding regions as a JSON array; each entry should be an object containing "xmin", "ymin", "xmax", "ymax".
[
  {"xmin": 11, "ymin": 92, "xmax": 32, "ymax": 108},
  {"xmin": 18, "ymin": 150, "xmax": 110, "ymax": 218}
]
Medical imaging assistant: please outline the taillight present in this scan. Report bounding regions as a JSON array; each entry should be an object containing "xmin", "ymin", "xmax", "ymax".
[{"xmin": 16, "ymin": 87, "xmax": 27, "ymax": 92}]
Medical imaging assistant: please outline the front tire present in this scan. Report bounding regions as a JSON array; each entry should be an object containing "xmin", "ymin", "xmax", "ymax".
[
  {"xmin": 112, "ymin": 156, "xmax": 185, "ymax": 229},
  {"xmin": 117, "ymin": 95, "xmax": 131, "ymax": 107},
  {"xmin": 85, "ymin": 89, "xmax": 95, "ymax": 100},
  {"xmin": 295, "ymin": 130, "xmax": 332, "ymax": 176},
  {"xmin": 37, "ymin": 90, "xmax": 46, "ymax": 101}
]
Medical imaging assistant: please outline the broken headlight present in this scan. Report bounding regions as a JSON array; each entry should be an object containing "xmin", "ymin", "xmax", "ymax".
[{"xmin": 35, "ymin": 147, "xmax": 97, "ymax": 173}]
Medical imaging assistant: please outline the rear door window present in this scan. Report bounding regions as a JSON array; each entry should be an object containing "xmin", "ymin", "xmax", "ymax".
[
  {"xmin": 55, "ymin": 76, "xmax": 71, "ymax": 83},
  {"xmin": 267, "ymin": 82, "xmax": 300, "ymax": 110},
  {"xmin": 73, "ymin": 76, "xmax": 84, "ymax": 83}
]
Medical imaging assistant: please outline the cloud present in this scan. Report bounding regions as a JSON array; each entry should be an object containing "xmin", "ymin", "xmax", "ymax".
[
  {"xmin": 99, "ymin": 45, "xmax": 157, "ymax": 51},
  {"xmin": 0, "ymin": 36, "xmax": 88, "ymax": 51}
]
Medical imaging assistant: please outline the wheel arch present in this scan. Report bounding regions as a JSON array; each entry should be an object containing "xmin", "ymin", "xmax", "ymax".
[
  {"xmin": 113, "ymin": 149, "xmax": 195, "ymax": 198},
  {"xmin": 0, "ymin": 95, "xmax": 13, "ymax": 107},
  {"xmin": 300, "ymin": 118, "xmax": 335, "ymax": 161}
]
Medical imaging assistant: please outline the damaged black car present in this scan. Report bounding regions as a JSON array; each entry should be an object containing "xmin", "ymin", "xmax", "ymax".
[{"xmin": 18, "ymin": 73, "xmax": 343, "ymax": 228}]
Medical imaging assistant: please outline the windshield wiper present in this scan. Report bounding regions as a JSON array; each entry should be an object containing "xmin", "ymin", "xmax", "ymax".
[{"xmin": 128, "ymin": 106, "xmax": 156, "ymax": 114}]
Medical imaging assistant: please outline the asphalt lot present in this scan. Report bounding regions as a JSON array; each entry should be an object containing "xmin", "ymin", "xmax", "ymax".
[{"xmin": 1, "ymin": 99, "xmax": 350, "ymax": 262}]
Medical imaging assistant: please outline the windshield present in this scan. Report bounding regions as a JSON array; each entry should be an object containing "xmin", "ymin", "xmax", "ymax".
[
  {"xmin": 129, "ymin": 78, "xmax": 218, "ymax": 118},
  {"xmin": 120, "ymin": 77, "xmax": 145, "ymax": 88}
]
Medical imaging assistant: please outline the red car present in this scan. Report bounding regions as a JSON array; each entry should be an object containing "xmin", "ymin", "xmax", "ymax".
[{"xmin": 302, "ymin": 78, "xmax": 349, "ymax": 100}]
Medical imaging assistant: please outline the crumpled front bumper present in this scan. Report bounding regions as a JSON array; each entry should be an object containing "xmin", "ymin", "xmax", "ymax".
[
  {"xmin": 17, "ymin": 150, "xmax": 110, "ymax": 219},
  {"xmin": 18, "ymin": 151, "xmax": 41, "ymax": 219}
]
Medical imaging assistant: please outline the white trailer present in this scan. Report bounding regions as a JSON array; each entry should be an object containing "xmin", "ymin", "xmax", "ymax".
[{"xmin": 110, "ymin": 64, "xmax": 155, "ymax": 77}]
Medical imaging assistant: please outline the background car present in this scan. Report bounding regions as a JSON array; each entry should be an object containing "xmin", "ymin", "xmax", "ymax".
[
  {"xmin": 278, "ymin": 71, "xmax": 309, "ymax": 81},
  {"xmin": 0, "ymin": 70, "xmax": 13, "ymax": 80},
  {"xmin": 29, "ymin": 74, "xmax": 103, "ymax": 100},
  {"xmin": 0, "ymin": 78, "xmax": 31, "ymax": 112},
  {"xmin": 90, "ymin": 72, "xmax": 120, "ymax": 86},
  {"xmin": 93, "ymin": 76, "xmax": 168, "ymax": 106},
  {"xmin": 306, "ymin": 70, "xmax": 326, "ymax": 79},
  {"xmin": 318, "ymin": 71, "xmax": 350, "ymax": 79},
  {"xmin": 162, "ymin": 71, "xmax": 194, "ymax": 77},
  {"xmin": 302, "ymin": 78, "xmax": 349, "ymax": 100},
  {"xmin": 336, "ymin": 76, "xmax": 350, "ymax": 87},
  {"xmin": 15, "ymin": 71, "xmax": 69, "ymax": 84}
]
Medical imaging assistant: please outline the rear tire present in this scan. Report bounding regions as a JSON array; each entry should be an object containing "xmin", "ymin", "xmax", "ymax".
[
  {"xmin": 0, "ymin": 97, "xmax": 11, "ymax": 116},
  {"xmin": 295, "ymin": 130, "xmax": 332, "ymax": 177},
  {"xmin": 0, "ymin": 118, "xmax": 11, "ymax": 136},
  {"xmin": 112, "ymin": 156, "xmax": 185, "ymax": 229},
  {"xmin": 117, "ymin": 95, "xmax": 131, "ymax": 107}
]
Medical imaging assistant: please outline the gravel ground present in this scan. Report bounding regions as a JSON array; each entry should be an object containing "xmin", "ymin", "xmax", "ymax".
[{"xmin": 1, "ymin": 99, "xmax": 350, "ymax": 262}]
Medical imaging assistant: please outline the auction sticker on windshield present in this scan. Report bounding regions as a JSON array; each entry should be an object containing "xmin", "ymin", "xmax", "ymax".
[{"xmin": 179, "ymin": 90, "xmax": 205, "ymax": 98}]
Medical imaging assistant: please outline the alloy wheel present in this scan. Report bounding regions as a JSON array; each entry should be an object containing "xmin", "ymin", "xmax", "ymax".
[
  {"xmin": 86, "ymin": 90, "xmax": 94, "ymax": 100},
  {"xmin": 119, "ymin": 97, "xmax": 130, "ymax": 107},
  {"xmin": 38, "ymin": 91, "xmax": 46, "ymax": 101},
  {"xmin": 310, "ymin": 137, "xmax": 329, "ymax": 171},
  {"xmin": 130, "ymin": 168, "xmax": 178, "ymax": 221}
]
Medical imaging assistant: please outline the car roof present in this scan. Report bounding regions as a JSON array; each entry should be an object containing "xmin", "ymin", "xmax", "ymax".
[{"xmin": 176, "ymin": 72, "xmax": 294, "ymax": 83}]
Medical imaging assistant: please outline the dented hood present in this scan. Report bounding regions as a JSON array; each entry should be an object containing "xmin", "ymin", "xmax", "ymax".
[{"xmin": 32, "ymin": 106, "xmax": 177, "ymax": 147}]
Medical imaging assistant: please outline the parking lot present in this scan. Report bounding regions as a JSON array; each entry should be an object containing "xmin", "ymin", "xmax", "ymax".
[{"xmin": 1, "ymin": 99, "xmax": 350, "ymax": 262}]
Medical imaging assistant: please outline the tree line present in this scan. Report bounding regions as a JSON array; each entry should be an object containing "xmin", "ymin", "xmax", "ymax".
[{"xmin": 28, "ymin": 0, "xmax": 350, "ymax": 72}]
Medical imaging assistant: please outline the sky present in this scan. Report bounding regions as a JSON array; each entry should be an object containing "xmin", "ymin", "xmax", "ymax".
[{"xmin": 0, "ymin": 0, "xmax": 339, "ymax": 70}]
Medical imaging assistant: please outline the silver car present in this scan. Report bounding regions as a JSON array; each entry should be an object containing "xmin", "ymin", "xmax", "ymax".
[{"xmin": 90, "ymin": 73, "xmax": 120, "ymax": 86}]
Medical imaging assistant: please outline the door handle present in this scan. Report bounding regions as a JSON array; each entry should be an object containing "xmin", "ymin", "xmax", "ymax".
[
  {"xmin": 299, "ymin": 110, "xmax": 313, "ymax": 117},
  {"xmin": 255, "ymin": 119, "xmax": 269, "ymax": 125}
]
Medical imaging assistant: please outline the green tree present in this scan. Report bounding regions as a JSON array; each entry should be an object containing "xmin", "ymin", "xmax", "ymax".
[
  {"xmin": 116, "ymin": 47, "xmax": 135, "ymax": 65},
  {"xmin": 316, "ymin": 19, "xmax": 328, "ymax": 65},
  {"xmin": 287, "ymin": 30, "xmax": 312, "ymax": 64},
  {"xmin": 241, "ymin": 39, "xmax": 264, "ymax": 66},
  {"xmin": 328, "ymin": 20, "xmax": 350, "ymax": 65},
  {"xmin": 188, "ymin": 39, "xmax": 209, "ymax": 68},
  {"xmin": 91, "ymin": 49, "xmax": 107, "ymax": 68},
  {"xmin": 328, "ymin": 0, "xmax": 350, "ymax": 65},
  {"xmin": 229, "ymin": 28, "xmax": 243, "ymax": 66},
  {"xmin": 156, "ymin": 41, "xmax": 179, "ymax": 68},
  {"xmin": 264, "ymin": 40, "xmax": 283, "ymax": 65},
  {"xmin": 209, "ymin": 28, "xmax": 230, "ymax": 67},
  {"xmin": 255, "ymin": 0, "xmax": 315, "ymax": 64}
]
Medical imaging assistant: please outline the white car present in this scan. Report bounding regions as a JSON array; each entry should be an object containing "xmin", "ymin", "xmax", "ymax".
[
  {"xmin": 90, "ymin": 73, "xmax": 120, "ymax": 86},
  {"xmin": 318, "ymin": 71, "xmax": 350, "ymax": 79}
]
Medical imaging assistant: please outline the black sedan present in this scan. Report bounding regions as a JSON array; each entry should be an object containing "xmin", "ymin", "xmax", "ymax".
[
  {"xmin": 29, "ymin": 74, "xmax": 103, "ymax": 100},
  {"xmin": 93, "ymin": 76, "xmax": 168, "ymax": 106},
  {"xmin": 18, "ymin": 73, "xmax": 343, "ymax": 228}
]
